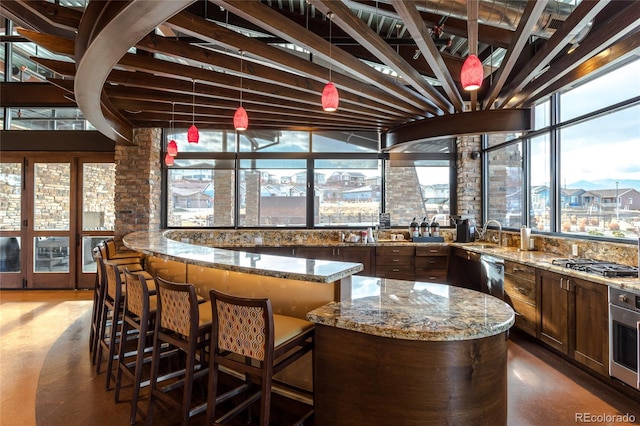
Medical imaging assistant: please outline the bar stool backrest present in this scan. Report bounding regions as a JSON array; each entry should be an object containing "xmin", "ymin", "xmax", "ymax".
[
  {"xmin": 213, "ymin": 294, "xmax": 274, "ymax": 364},
  {"xmin": 104, "ymin": 261, "xmax": 121, "ymax": 301},
  {"xmin": 155, "ymin": 277, "xmax": 198, "ymax": 340},
  {"xmin": 123, "ymin": 270, "xmax": 149, "ymax": 318}
]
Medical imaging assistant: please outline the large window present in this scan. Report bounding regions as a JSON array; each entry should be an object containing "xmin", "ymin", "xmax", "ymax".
[
  {"xmin": 163, "ymin": 130, "xmax": 455, "ymax": 229},
  {"xmin": 559, "ymin": 105, "xmax": 640, "ymax": 239},
  {"xmin": 486, "ymin": 58, "xmax": 640, "ymax": 242}
]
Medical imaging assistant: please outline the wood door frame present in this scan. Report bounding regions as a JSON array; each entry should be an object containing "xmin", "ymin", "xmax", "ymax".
[{"xmin": 0, "ymin": 152, "xmax": 115, "ymax": 289}]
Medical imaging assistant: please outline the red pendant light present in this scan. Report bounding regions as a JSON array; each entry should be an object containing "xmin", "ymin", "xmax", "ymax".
[
  {"xmin": 234, "ymin": 106, "xmax": 248, "ymax": 131},
  {"xmin": 234, "ymin": 51, "xmax": 249, "ymax": 131},
  {"xmin": 322, "ymin": 82, "xmax": 339, "ymax": 112},
  {"xmin": 167, "ymin": 102, "xmax": 178, "ymax": 156},
  {"xmin": 164, "ymin": 152, "xmax": 174, "ymax": 166},
  {"xmin": 187, "ymin": 79, "xmax": 199, "ymax": 143},
  {"xmin": 461, "ymin": 54, "xmax": 483, "ymax": 91},
  {"xmin": 322, "ymin": 12, "xmax": 339, "ymax": 112},
  {"xmin": 167, "ymin": 139, "xmax": 178, "ymax": 156}
]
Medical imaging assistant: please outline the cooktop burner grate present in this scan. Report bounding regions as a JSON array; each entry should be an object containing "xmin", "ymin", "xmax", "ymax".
[{"xmin": 552, "ymin": 258, "xmax": 638, "ymax": 278}]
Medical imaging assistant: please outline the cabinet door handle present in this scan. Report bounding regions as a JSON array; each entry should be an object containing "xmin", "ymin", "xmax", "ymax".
[
  {"xmin": 392, "ymin": 259, "xmax": 400, "ymax": 262},
  {"xmin": 392, "ymin": 268, "xmax": 400, "ymax": 272},
  {"xmin": 429, "ymin": 249, "xmax": 438, "ymax": 253},
  {"xmin": 392, "ymin": 249, "xmax": 400, "ymax": 253},
  {"xmin": 560, "ymin": 277, "xmax": 564, "ymax": 290}
]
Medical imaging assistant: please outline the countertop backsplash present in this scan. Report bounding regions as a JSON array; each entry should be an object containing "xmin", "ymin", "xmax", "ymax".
[{"xmin": 164, "ymin": 229, "xmax": 639, "ymax": 268}]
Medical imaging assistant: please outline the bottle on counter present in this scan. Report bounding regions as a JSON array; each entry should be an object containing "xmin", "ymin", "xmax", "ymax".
[
  {"xmin": 420, "ymin": 217, "xmax": 429, "ymax": 237},
  {"xmin": 409, "ymin": 218, "xmax": 419, "ymax": 239},
  {"xmin": 430, "ymin": 217, "xmax": 440, "ymax": 237}
]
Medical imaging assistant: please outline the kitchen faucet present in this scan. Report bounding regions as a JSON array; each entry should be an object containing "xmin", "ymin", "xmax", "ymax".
[{"xmin": 479, "ymin": 220, "xmax": 502, "ymax": 245}]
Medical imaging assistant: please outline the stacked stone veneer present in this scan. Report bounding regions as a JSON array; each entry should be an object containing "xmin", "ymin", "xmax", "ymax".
[
  {"xmin": 385, "ymin": 165, "xmax": 427, "ymax": 227},
  {"xmin": 456, "ymin": 135, "xmax": 481, "ymax": 221},
  {"xmin": 114, "ymin": 128, "xmax": 162, "ymax": 241},
  {"xmin": 0, "ymin": 162, "xmax": 24, "ymax": 230}
]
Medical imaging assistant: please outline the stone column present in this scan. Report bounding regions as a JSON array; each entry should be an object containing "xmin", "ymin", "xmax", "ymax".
[
  {"xmin": 385, "ymin": 165, "xmax": 427, "ymax": 226},
  {"xmin": 113, "ymin": 128, "xmax": 162, "ymax": 241},
  {"xmin": 456, "ymin": 135, "xmax": 482, "ymax": 221}
]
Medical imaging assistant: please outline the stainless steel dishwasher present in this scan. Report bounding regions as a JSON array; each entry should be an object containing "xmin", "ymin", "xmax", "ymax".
[{"xmin": 480, "ymin": 255, "xmax": 504, "ymax": 300}]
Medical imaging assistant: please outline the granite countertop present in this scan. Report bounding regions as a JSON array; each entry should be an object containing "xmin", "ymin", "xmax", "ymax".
[
  {"xmin": 122, "ymin": 230, "xmax": 363, "ymax": 283},
  {"xmin": 450, "ymin": 242, "xmax": 640, "ymax": 294},
  {"xmin": 306, "ymin": 276, "xmax": 515, "ymax": 341}
]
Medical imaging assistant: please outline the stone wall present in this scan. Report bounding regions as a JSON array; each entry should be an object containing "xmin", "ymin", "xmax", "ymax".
[
  {"xmin": 113, "ymin": 128, "xmax": 162, "ymax": 241},
  {"xmin": 456, "ymin": 135, "xmax": 482, "ymax": 222},
  {"xmin": 385, "ymin": 165, "xmax": 426, "ymax": 227},
  {"xmin": 0, "ymin": 162, "xmax": 23, "ymax": 231}
]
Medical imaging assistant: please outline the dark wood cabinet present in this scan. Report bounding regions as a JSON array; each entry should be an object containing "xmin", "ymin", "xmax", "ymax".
[
  {"xmin": 538, "ymin": 269, "xmax": 609, "ymax": 376},
  {"xmin": 375, "ymin": 246, "xmax": 415, "ymax": 280},
  {"xmin": 504, "ymin": 260, "xmax": 538, "ymax": 337},
  {"xmin": 415, "ymin": 245, "xmax": 449, "ymax": 282},
  {"xmin": 573, "ymin": 277, "xmax": 609, "ymax": 376}
]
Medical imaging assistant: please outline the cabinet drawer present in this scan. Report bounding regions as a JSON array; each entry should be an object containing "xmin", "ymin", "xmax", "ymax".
[
  {"xmin": 504, "ymin": 260, "xmax": 535, "ymax": 277},
  {"xmin": 415, "ymin": 245, "xmax": 449, "ymax": 257},
  {"xmin": 375, "ymin": 266, "xmax": 415, "ymax": 280},
  {"xmin": 414, "ymin": 268, "xmax": 448, "ymax": 283},
  {"xmin": 375, "ymin": 255, "xmax": 414, "ymax": 267},
  {"xmin": 509, "ymin": 297, "xmax": 537, "ymax": 337},
  {"xmin": 504, "ymin": 273, "xmax": 536, "ymax": 305},
  {"xmin": 376, "ymin": 246, "xmax": 415, "ymax": 257},
  {"xmin": 415, "ymin": 256, "xmax": 449, "ymax": 269}
]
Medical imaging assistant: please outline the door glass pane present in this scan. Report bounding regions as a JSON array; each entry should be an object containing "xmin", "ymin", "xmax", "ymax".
[
  {"xmin": 83, "ymin": 163, "xmax": 116, "ymax": 231},
  {"xmin": 34, "ymin": 163, "xmax": 70, "ymax": 231},
  {"xmin": 34, "ymin": 237, "xmax": 69, "ymax": 272},
  {"xmin": 82, "ymin": 236, "xmax": 105, "ymax": 273},
  {"xmin": 0, "ymin": 237, "xmax": 21, "ymax": 272},
  {"xmin": 0, "ymin": 162, "xmax": 22, "ymax": 230}
]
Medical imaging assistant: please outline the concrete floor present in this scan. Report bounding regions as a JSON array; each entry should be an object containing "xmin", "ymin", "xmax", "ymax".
[{"xmin": 1, "ymin": 290, "xmax": 639, "ymax": 425}]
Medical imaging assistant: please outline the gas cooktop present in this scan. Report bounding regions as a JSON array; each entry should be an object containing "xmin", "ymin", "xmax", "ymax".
[{"xmin": 551, "ymin": 258, "xmax": 638, "ymax": 278}]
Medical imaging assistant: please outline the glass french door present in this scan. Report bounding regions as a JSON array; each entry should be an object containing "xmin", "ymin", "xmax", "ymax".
[{"xmin": 0, "ymin": 154, "xmax": 115, "ymax": 289}]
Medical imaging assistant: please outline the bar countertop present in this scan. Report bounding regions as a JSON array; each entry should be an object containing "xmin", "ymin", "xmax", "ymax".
[
  {"xmin": 122, "ymin": 230, "xmax": 363, "ymax": 283},
  {"xmin": 306, "ymin": 276, "xmax": 515, "ymax": 341}
]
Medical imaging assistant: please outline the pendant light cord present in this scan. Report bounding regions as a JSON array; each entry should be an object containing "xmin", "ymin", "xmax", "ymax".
[
  {"xmin": 239, "ymin": 51, "xmax": 244, "ymax": 106},
  {"xmin": 191, "ymin": 79, "xmax": 195, "ymax": 125},
  {"xmin": 328, "ymin": 12, "xmax": 333, "ymax": 82}
]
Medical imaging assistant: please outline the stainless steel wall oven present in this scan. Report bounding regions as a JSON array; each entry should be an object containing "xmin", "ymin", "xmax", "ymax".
[{"xmin": 609, "ymin": 287, "xmax": 640, "ymax": 390}]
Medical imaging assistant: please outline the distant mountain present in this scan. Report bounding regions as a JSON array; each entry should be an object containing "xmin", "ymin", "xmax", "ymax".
[{"xmin": 566, "ymin": 179, "xmax": 640, "ymax": 190}]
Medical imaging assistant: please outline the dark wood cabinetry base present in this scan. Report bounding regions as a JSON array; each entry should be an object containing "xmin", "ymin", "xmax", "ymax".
[{"xmin": 313, "ymin": 325, "xmax": 508, "ymax": 426}]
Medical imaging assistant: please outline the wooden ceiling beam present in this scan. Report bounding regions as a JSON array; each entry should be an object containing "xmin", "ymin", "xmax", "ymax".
[
  {"xmin": 507, "ymin": 2, "xmax": 640, "ymax": 108},
  {"xmin": 73, "ymin": 0, "xmax": 195, "ymax": 143},
  {"xmin": 197, "ymin": 2, "xmax": 431, "ymax": 115},
  {"xmin": 133, "ymin": 34, "xmax": 409, "ymax": 117},
  {"xmin": 523, "ymin": 31, "xmax": 640, "ymax": 107},
  {"xmin": 391, "ymin": 0, "xmax": 463, "ymax": 112},
  {"xmin": 309, "ymin": 0, "xmax": 453, "ymax": 113},
  {"xmin": 496, "ymin": 0, "xmax": 610, "ymax": 108},
  {"xmin": 483, "ymin": 0, "xmax": 549, "ymax": 110}
]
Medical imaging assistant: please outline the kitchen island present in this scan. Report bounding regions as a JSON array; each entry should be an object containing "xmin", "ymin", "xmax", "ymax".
[
  {"xmin": 308, "ymin": 276, "xmax": 515, "ymax": 426},
  {"xmin": 124, "ymin": 230, "xmax": 515, "ymax": 424}
]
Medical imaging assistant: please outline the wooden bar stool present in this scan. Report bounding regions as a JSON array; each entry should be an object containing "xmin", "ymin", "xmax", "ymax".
[
  {"xmin": 206, "ymin": 289, "xmax": 315, "ymax": 426},
  {"xmin": 146, "ymin": 277, "xmax": 212, "ymax": 426},
  {"xmin": 115, "ymin": 269, "xmax": 158, "ymax": 425}
]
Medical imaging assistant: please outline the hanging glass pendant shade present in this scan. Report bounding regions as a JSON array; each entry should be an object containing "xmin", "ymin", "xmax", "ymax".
[
  {"xmin": 167, "ymin": 140, "xmax": 178, "ymax": 156},
  {"xmin": 461, "ymin": 54, "xmax": 483, "ymax": 91},
  {"xmin": 322, "ymin": 82, "xmax": 339, "ymax": 112},
  {"xmin": 188, "ymin": 79, "xmax": 199, "ymax": 143},
  {"xmin": 234, "ymin": 106, "xmax": 248, "ymax": 131},
  {"xmin": 164, "ymin": 153, "xmax": 174, "ymax": 166}
]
